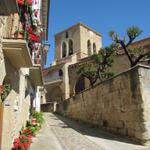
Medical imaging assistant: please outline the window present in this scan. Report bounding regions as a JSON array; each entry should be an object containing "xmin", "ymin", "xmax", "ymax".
[
  {"xmin": 69, "ymin": 39, "xmax": 73, "ymax": 55},
  {"xmin": 75, "ymin": 76, "xmax": 85, "ymax": 94},
  {"xmin": 87, "ymin": 40, "xmax": 91, "ymax": 55},
  {"xmin": 58, "ymin": 69, "xmax": 63, "ymax": 76},
  {"xmin": 93, "ymin": 43, "xmax": 96, "ymax": 53},
  {"xmin": 62, "ymin": 42, "xmax": 67, "ymax": 58},
  {"xmin": 65, "ymin": 32, "xmax": 69, "ymax": 38}
]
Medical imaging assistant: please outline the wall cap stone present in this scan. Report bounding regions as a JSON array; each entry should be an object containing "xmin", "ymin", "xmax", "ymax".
[{"xmin": 69, "ymin": 64, "xmax": 150, "ymax": 97}]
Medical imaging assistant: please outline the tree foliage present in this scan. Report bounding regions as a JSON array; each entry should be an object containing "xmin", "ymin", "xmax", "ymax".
[
  {"xmin": 76, "ymin": 44, "xmax": 118, "ymax": 86},
  {"xmin": 109, "ymin": 26, "xmax": 149, "ymax": 67}
]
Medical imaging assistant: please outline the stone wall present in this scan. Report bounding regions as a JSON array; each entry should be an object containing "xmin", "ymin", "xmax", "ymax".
[
  {"xmin": 0, "ymin": 57, "xmax": 31, "ymax": 149},
  {"xmin": 1, "ymin": 90, "xmax": 30, "ymax": 150},
  {"xmin": 79, "ymin": 24, "xmax": 102, "ymax": 55},
  {"xmin": 41, "ymin": 102, "xmax": 56, "ymax": 112},
  {"xmin": 57, "ymin": 65, "xmax": 150, "ymax": 145}
]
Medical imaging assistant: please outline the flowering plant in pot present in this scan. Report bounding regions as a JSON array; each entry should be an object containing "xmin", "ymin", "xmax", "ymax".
[
  {"xmin": 25, "ymin": 120, "xmax": 38, "ymax": 136},
  {"xmin": 12, "ymin": 128, "xmax": 32, "ymax": 150},
  {"xmin": 12, "ymin": 134, "xmax": 32, "ymax": 150},
  {"xmin": 14, "ymin": 29, "xmax": 25, "ymax": 39},
  {"xmin": 32, "ymin": 111, "xmax": 44, "ymax": 125}
]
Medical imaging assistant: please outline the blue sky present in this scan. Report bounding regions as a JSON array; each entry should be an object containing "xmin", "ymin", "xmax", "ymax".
[{"xmin": 46, "ymin": 0, "xmax": 150, "ymax": 66}]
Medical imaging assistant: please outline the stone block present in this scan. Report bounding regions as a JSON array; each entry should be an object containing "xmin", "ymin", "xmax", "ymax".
[
  {"xmin": 128, "ymin": 129, "xmax": 135, "ymax": 137},
  {"xmin": 108, "ymin": 127, "xmax": 117, "ymax": 134},
  {"xmin": 118, "ymin": 128, "xmax": 128, "ymax": 136}
]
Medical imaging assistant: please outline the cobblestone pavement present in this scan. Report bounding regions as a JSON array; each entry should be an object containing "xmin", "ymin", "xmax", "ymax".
[{"xmin": 31, "ymin": 113, "xmax": 149, "ymax": 150}]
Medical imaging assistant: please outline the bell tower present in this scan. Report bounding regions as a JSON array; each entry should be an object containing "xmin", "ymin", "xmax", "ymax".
[{"xmin": 53, "ymin": 23, "xmax": 102, "ymax": 65}]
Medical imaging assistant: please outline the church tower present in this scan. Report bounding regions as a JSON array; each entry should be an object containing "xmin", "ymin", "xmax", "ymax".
[
  {"xmin": 44, "ymin": 23, "xmax": 102, "ymax": 102},
  {"xmin": 53, "ymin": 23, "xmax": 102, "ymax": 65}
]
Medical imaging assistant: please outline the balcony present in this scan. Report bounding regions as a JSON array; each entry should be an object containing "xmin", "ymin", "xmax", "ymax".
[
  {"xmin": 0, "ymin": 0, "xmax": 18, "ymax": 15},
  {"xmin": 2, "ymin": 39, "xmax": 33, "ymax": 68},
  {"xmin": 44, "ymin": 67, "xmax": 63, "ymax": 86},
  {"xmin": 44, "ymin": 76, "xmax": 63, "ymax": 92}
]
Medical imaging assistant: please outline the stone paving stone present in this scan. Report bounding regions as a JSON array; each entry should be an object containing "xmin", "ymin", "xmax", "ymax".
[{"xmin": 31, "ymin": 113, "xmax": 149, "ymax": 150}]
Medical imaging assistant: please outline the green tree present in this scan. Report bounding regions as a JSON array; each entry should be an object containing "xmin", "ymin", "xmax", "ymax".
[
  {"xmin": 76, "ymin": 44, "xmax": 117, "ymax": 87},
  {"xmin": 109, "ymin": 26, "xmax": 149, "ymax": 67}
]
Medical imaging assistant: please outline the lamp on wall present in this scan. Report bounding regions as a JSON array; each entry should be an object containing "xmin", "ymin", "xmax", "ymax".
[{"xmin": 43, "ymin": 43, "xmax": 50, "ymax": 51}]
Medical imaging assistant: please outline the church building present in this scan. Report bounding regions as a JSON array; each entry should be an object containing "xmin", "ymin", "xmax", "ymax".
[{"xmin": 43, "ymin": 23, "xmax": 102, "ymax": 103}]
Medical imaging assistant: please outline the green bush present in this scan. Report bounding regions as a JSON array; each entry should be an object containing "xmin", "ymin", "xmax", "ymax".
[{"xmin": 32, "ymin": 111, "xmax": 44, "ymax": 125}]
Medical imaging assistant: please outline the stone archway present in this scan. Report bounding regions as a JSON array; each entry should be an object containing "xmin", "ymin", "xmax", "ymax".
[{"xmin": 75, "ymin": 76, "xmax": 85, "ymax": 94}]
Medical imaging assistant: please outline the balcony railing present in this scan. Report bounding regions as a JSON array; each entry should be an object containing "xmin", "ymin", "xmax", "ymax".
[
  {"xmin": 44, "ymin": 77, "xmax": 63, "ymax": 85},
  {"xmin": 44, "ymin": 71, "xmax": 63, "ymax": 85}
]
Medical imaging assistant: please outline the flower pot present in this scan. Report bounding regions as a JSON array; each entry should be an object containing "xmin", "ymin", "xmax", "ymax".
[{"xmin": 14, "ymin": 31, "xmax": 24, "ymax": 39}]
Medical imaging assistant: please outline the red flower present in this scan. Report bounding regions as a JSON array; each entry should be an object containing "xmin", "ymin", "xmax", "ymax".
[
  {"xmin": 28, "ymin": 27, "xmax": 33, "ymax": 34},
  {"xmin": 13, "ymin": 143, "xmax": 19, "ymax": 148},
  {"xmin": 0, "ymin": 85, "xmax": 3, "ymax": 94},
  {"xmin": 13, "ymin": 134, "xmax": 32, "ymax": 150},
  {"xmin": 23, "ymin": 129, "xmax": 32, "ymax": 134},
  {"xmin": 17, "ymin": 0, "xmax": 24, "ymax": 5},
  {"xmin": 29, "ymin": 33, "xmax": 40, "ymax": 43},
  {"xmin": 13, "ymin": 142, "xmax": 19, "ymax": 149},
  {"xmin": 23, "ymin": 142, "xmax": 29, "ymax": 150},
  {"xmin": 34, "ymin": 10, "xmax": 38, "ymax": 17},
  {"xmin": 14, "ymin": 138, "xmax": 20, "ymax": 143},
  {"xmin": 13, "ymin": 138, "xmax": 24, "ymax": 149},
  {"xmin": 18, "ymin": 142, "xmax": 23, "ymax": 148},
  {"xmin": 40, "ymin": 32, "xmax": 44, "ymax": 37},
  {"xmin": 26, "ymin": 0, "xmax": 32, "ymax": 5},
  {"xmin": 28, "ymin": 135, "xmax": 32, "ymax": 144}
]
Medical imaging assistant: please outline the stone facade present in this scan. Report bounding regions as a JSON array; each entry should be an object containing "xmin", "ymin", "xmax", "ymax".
[
  {"xmin": 56, "ymin": 65, "xmax": 150, "ymax": 145},
  {"xmin": 44, "ymin": 22, "xmax": 150, "ymax": 104},
  {"xmin": 68, "ymin": 37, "xmax": 150, "ymax": 97},
  {"xmin": 54, "ymin": 23, "xmax": 102, "ymax": 63},
  {"xmin": 44, "ymin": 23, "xmax": 102, "ymax": 101}
]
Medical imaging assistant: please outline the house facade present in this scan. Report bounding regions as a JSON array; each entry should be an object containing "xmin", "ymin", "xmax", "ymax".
[{"xmin": 0, "ymin": 0, "xmax": 50, "ymax": 149}]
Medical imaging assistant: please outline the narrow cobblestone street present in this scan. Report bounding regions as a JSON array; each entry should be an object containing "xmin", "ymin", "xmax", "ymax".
[{"xmin": 30, "ymin": 113, "xmax": 148, "ymax": 150}]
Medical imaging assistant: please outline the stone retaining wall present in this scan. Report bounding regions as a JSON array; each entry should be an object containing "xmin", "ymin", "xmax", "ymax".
[
  {"xmin": 41, "ymin": 102, "xmax": 55, "ymax": 112},
  {"xmin": 57, "ymin": 65, "xmax": 150, "ymax": 145}
]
